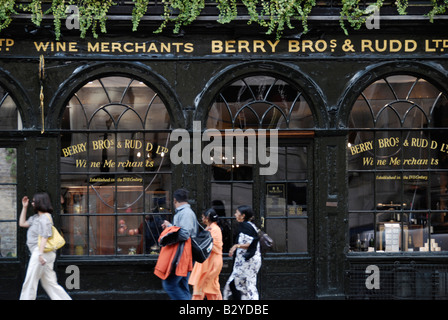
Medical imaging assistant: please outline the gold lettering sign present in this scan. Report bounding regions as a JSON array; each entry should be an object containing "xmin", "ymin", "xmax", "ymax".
[
  {"xmin": 349, "ymin": 138, "xmax": 443, "ymax": 182},
  {"xmin": 61, "ymin": 139, "xmax": 169, "ymax": 171},
  {"xmin": 0, "ymin": 38, "xmax": 444, "ymax": 55}
]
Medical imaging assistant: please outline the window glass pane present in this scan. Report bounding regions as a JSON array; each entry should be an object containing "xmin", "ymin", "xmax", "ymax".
[
  {"xmin": 266, "ymin": 219, "xmax": 285, "ymax": 252},
  {"xmin": 0, "ymin": 148, "xmax": 17, "ymax": 258},
  {"xmin": 349, "ymin": 172, "xmax": 374, "ymax": 211},
  {"xmin": 349, "ymin": 212, "xmax": 374, "ymax": 252},
  {"xmin": 375, "ymin": 172, "xmax": 403, "ymax": 207},
  {"xmin": 431, "ymin": 212, "xmax": 448, "ymax": 251},
  {"xmin": 0, "ymin": 92, "xmax": 21, "ymax": 130},
  {"xmin": 266, "ymin": 147, "xmax": 285, "ymax": 181},
  {"xmin": 287, "ymin": 183, "xmax": 307, "ymax": 216},
  {"xmin": 61, "ymin": 215, "xmax": 87, "ymax": 256},
  {"xmin": 287, "ymin": 146, "xmax": 307, "ymax": 180},
  {"xmin": 288, "ymin": 219, "xmax": 307, "ymax": 252},
  {"xmin": 0, "ymin": 222, "xmax": 17, "ymax": 258},
  {"xmin": 232, "ymin": 183, "xmax": 253, "ymax": 211}
]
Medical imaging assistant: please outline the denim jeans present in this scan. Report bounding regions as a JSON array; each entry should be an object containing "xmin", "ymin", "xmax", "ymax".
[{"xmin": 162, "ymin": 273, "xmax": 191, "ymax": 300}]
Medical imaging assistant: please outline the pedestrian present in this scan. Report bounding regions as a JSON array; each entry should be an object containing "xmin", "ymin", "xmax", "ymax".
[
  {"xmin": 189, "ymin": 208, "xmax": 223, "ymax": 300},
  {"xmin": 19, "ymin": 192, "xmax": 71, "ymax": 300},
  {"xmin": 223, "ymin": 205, "xmax": 261, "ymax": 300},
  {"xmin": 156, "ymin": 188, "xmax": 197, "ymax": 300}
]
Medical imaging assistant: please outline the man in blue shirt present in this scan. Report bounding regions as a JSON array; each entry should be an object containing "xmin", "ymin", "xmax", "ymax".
[{"xmin": 161, "ymin": 188, "xmax": 198, "ymax": 299}]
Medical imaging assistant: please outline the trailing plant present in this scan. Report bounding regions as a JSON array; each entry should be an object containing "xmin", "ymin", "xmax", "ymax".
[
  {"xmin": 76, "ymin": 0, "xmax": 116, "ymax": 38},
  {"xmin": 154, "ymin": 0, "xmax": 205, "ymax": 34},
  {"xmin": 0, "ymin": 0, "xmax": 16, "ymax": 32},
  {"xmin": 19, "ymin": 0, "xmax": 43, "ymax": 26},
  {"xmin": 132, "ymin": 0, "xmax": 151, "ymax": 31},
  {"xmin": 216, "ymin": 0, "xmax": 238, "ymax": 24},
  {"xmin": 48, "ymin": 0, "xmax": 68, "ymax": 40},
  {"xmin": 0, "ymin": 1, "xmax": 446, "ymax": 40},
  {"xmin": 427, "ymin": 0, "xmax": 448, "ymax": 22},
  {"xmin": 395, "ymin": 0, "xmax": 409, "ymax": 15},
  {"xmin": 258, "ymin": 0, "xmax": 316, "ymax": 39}
]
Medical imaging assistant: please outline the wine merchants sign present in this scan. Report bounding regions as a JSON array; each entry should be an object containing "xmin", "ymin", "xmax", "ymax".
[
  {"xmin": 0, "ymin": 36, "xmax": 447, "ymax": 57},
  {"xmin": 349, "ymin": 137, "xmax": 447, "ymax": 181}
]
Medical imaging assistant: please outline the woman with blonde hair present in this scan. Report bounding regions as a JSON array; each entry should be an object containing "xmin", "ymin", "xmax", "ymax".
[{"xmin": 189, "ymin": 208, "xmax": 223, "ymax": 300}]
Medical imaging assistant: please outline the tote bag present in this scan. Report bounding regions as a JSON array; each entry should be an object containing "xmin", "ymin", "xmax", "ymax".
[{"xmin": 38, "ymin": 214, "xmax": 66, "ymax": 252}]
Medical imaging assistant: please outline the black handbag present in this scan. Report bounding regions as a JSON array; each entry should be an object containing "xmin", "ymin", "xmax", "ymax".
[
  {"xmin": 191, "ymin": 223, "xmax": 214, "ymax": 263},
  {"xmin": 258, "ymin": 229, "xmax": 274, "ymax": 251}
]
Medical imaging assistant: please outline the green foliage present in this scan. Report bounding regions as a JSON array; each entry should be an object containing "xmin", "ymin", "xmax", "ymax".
[
  {"xmin": 0, "ymin": 0, "xmax": 16, "ymax": 32},
  {"xmin": 132, "ymin": 0, "xmax": 150, "ymax": 31},
  {"xmin": 427, "ymin": 0, "xmax": 448, "ymax": 22},
  {"xmin": 76, "ymin": 0, "xmax": 116, "ymax": 38},
  {"xmin": 0, "ymin": 0, "xmax": 445, "ymax": 39}
]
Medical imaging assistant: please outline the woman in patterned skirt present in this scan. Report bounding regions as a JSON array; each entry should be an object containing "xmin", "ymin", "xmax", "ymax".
[{"xmin": 223, "ymin": 205, "xmax": 261, "ymax": 300}]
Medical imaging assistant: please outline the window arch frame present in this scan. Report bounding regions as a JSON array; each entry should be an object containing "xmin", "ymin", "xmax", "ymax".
[
  {"xmin": 52, "ymin": 63, "xmax": 183, "ymax": 258},
  {"xmin": 195, "ymin": 62, "xmax": 325, "ymax": 255}
]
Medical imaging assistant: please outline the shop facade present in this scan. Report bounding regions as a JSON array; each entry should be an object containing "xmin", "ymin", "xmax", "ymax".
[{"xmin": 0, "ymin": 3, "xmax": 448, "ymax": 299}]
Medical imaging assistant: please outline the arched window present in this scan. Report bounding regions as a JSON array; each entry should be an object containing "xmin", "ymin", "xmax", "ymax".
[
  {"xmin": 348, "ymin": 75, "xmax": 448, "ymax": 253},
  {"xmin": 60, "ymin": 76, "xmax": 172, "ymax": 256},
  {"xmin": 207, "ymin": 74, "xmax": 314, "ymax": 253}
]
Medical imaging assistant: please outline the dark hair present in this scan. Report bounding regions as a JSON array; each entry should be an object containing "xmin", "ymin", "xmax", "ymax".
[
  {"xmin": 33, "ymin": 192, "xmax": 54, "ymax": 214},
  {"xmin": 204, "ymin": 208, "xmax": 219, "ymax": 222},
  {"xmin": 237, "ymin": 205, "xmax": 254, "ymax": 221},
  {"xmin": 173, "ymin": 188, "xmax": 189, "ymax": 203}
]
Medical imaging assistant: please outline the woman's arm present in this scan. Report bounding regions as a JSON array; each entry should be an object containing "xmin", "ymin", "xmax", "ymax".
[
  {"xmin": 228, "ymin": 242, "xmax": 250, "ymax": 257},
  {"xmin": 19, "ymin": 196, "xmax": 30, "ymax": 228}
]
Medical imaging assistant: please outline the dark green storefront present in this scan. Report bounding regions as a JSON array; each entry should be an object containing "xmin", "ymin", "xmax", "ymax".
[{"xmin": 1, "ymin": 2, "xmax": 448, "ymax": 300}]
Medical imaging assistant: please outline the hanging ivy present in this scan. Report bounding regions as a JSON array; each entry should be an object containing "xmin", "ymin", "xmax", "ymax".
[
  {"xmin": 0, "ymin": 0, "xmax": 446, "ymax": 40},
  {"xmin": 0, "ymin": 0, "xmax": 16, "ymax": 32}
]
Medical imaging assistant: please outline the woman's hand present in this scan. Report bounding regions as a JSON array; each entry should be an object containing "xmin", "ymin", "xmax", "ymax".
[
  {"xmin": 229, "ymin": 243, "xmax": 250, "ymax": 257},
  {"xmin": 22, "ymin": 196, "xmax": 29, "ymax": 208},
  {"xmin": 229, "ymin": 245, "xmax": 237, "ymax": 257},
  {"xmin": 38, "ymin": 255, "xmax": 46, "ymax": 266}
]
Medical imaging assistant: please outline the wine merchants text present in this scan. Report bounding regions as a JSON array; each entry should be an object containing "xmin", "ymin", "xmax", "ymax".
[
  {"xmin": 0, "ymin": 38, "xmax": 447, "ymax": 55},
  {"xmin": 349, "ymin": 137, "xmax": 448, "ymax": 168}
]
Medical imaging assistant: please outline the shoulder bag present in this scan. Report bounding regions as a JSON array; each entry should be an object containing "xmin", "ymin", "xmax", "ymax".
[
  {"xmin": 38, "ymin": 214, "xmax": 66, "ymax": 252},
  {"xmin": 191, "ymin": 222, "xmax": 214, "ymax": 263},
  {"xmin": 258, "ymin": 229, "xmax": 274, "ymax": 251}
]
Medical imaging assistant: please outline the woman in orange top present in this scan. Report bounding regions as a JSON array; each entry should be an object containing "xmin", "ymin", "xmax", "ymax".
[{"xmin": 189, "ymin": 208, "xmax": 223, "ymax": 300}]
